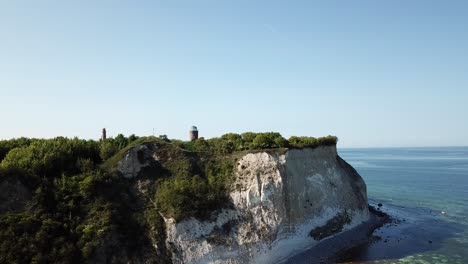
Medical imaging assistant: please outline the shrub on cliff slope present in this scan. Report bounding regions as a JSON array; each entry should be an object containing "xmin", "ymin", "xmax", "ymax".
[
  {"xmin": 156, "ymin": 157, "xmax": 234, "ymax": 221},
  {"xmin": 157, "ymin": 175, "xmax": 215, "ymax": 220}
]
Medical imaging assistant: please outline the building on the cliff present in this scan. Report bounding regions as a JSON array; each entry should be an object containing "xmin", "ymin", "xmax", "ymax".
[
  {"xmin": 189, "ymin": 126, "xmax": 198, "ymax": 141},
  {"xmin": 101, "ymin": 128, "xmax": 107, "ymax": 141}
]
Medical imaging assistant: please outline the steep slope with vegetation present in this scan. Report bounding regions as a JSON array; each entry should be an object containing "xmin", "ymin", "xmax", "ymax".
[{"xmin": 0, "ymin": 132, "xmax": 338, "ymax": 263}]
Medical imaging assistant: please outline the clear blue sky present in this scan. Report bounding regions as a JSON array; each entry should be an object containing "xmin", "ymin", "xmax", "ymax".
[{"xmin": 1, "ymin": 1, "xmax": 467, "ymax": 147}]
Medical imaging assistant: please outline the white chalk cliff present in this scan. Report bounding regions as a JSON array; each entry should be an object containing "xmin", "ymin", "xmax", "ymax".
[{"xmin": 163, "ymin": 146, "xmax": 369, "ymax": 264}]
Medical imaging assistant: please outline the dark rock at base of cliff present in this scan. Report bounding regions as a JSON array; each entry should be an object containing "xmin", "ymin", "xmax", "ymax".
[
  {"xmin": 368, "ymin": 204, "xmax": 390, "ymax": 219},
  {"xmin": 309, "ymin": 211, "xmax": 352, "ymax": 240},
  {"xmin": 287, "ymin": 206, "xmax": 392, "ymax": 264}
]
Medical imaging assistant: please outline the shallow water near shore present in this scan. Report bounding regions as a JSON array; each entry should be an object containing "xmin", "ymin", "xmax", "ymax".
[{"xmin": 334, "ymin": 147, "xmax": 468, "ymax": 264}]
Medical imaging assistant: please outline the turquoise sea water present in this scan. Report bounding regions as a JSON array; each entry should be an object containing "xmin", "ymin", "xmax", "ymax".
[{"xmin": 338, "ymin": 147, "xmax": 468, "ymax": 264}]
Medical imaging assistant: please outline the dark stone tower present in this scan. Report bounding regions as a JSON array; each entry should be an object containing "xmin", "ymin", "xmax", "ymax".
[
  {"xmin": 102, "ymin": 128, "xmax": 107, "ymax": 141},
  {"xmin": 189, "ymin": 126, "xmax": 198, "ymax": 141}
]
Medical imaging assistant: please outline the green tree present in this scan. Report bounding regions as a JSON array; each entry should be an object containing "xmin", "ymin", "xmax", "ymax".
[
  {"xmin": 193, "ymin": 137, "xmax": 210, "ymax": 152},
  {"xmin": 252, "ymin": 134, "xmax": 274, "ymax": 149},
  {"xmin": 99, "ymin": 141, "xmax": 118, "ymax": 161},
  {"xmin": 274, "ymin": 136, "xmax": 289, "ymax": 148},
  {"xmin": 158, "ymin": 135, "xmax": 170, "ymax": 142},
  {"xmin": 0, "ymin": 137, "xmax": 32, "ymax": 161},
  {"xmin": 317, "ymin": 135, "xmax": 338, "ymax": 146},
  {"xmin": 241, "ymin": 132, "xmax": 256, "ymax": 143},
  {"xmin": 114, "ymin": 134, "xmax": 128, "ymax": 149},
  {"xmin": 128, "ymin": 134, "xmax": 138, "ymax": 143}
]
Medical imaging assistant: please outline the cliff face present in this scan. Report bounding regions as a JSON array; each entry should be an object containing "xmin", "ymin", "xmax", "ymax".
[{"xmin": 164, "ymin": 146, "xmax": 369, "ymax": 264}]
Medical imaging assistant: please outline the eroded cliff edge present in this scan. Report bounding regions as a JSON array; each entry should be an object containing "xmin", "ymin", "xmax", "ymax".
[{"xmin": 118, "ymin": 144, "xmax": 370, "ymax": 264}]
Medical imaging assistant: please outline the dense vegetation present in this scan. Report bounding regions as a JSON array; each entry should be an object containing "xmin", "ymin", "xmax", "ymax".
[
  {"xmin": 0, "ymin": 132, "xmax": 337, "ymax": 263},
  {"xmin": 0, "ymin": 135, "xmax": 157, "ymax": 264},
  {"xmin": 183, "ymin": 132, "xmax": 337, "ymax": 154}
]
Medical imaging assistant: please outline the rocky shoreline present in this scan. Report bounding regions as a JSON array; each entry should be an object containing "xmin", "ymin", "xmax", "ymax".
[{"xmin": 284, "ymin": 203, "xmax": 392, "ymax": 264}]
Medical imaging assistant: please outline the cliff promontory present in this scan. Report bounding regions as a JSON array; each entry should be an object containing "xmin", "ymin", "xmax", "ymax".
[
  {"xmin": 117, "ymin": 139, "xmax": 369, "ymax": 264},
  {"xmin": 0, "ymin": 133, "xmax": 373, "ymax": 264}
]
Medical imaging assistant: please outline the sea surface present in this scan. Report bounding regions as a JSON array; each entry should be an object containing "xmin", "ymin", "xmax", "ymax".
[{"xmin": 335, "ymin": 147, "xmax": 468, "ymax": 264}]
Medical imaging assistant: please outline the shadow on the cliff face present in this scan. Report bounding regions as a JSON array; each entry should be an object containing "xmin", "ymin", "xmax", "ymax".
[{"xmin": 334, "ymin": 202, "xmax": 465, "ymax": 263}]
